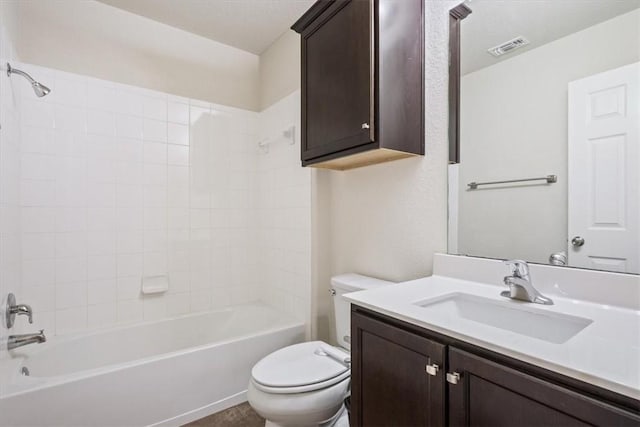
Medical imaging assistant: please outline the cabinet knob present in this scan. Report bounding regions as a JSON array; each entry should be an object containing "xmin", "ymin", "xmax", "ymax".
[
  {"xmin": 446, "ymin": 372, "xmax": 461, "ymax": 384},
  {"xmin": 425, "ymin": 363, "xmax": 439, "ymax": 376},
  {"xmin": 361, "ymin": 122, "xmax": 370, "ymax": 129}
]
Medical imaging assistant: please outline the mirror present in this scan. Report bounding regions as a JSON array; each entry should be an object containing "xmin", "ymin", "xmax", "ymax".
[{"xmin": 448, "ymin": 0, "xmax": 640, "ymax": 274}]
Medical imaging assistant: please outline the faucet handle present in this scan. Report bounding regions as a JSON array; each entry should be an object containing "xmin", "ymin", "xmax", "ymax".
[
  {"xmin": 503, "ymin": 259, "xmax": 530, "ymax": 279},
  {"xmin": 5, "ymin": 293, "xmax": 34, "ymax": 328}
]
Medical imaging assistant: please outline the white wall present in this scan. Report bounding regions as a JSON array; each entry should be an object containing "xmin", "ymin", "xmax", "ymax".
[
  {"xmin": 458, "ymin": 9, "xmax": 640, "ymax": 264},
  {"xmin": 313, "ymin": 0, "xmax": 454, "ymax": 343},
  {"xmin": 12, "ymin": 0, "xmax": 260, "ymax": 111},
  {"xmin": 259, "ymin": 31, "xmax": 301, "ymax": 111}
]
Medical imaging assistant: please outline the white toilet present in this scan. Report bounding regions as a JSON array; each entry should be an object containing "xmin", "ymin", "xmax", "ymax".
[{"xmin": 247, "ymin": 274, "xmax": 392, "ymax": 427}]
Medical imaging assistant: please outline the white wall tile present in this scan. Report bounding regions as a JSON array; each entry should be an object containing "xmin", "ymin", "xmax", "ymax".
[
  {"xmin": 21, "ymin": 153, "xmax": 56, "ymax": 180},
  {"xmin": 22, "ymin": 207, "xmax": 55, "ymax": 232},
  {"xmin": 167, "ymin": 144, "xmax": 189, "ymax": 166},
  {"xmin": 143, "ymin": 96, "xmax": 167, "ymax": 121},
  {"xmin": 87, "ymin": 110, "xmax": 114, "ymax": 136},
  {"xmin": 22, "ymin": 127, "xmax": 55, "ymax": 154},
  {"xmin": 54, "ymin": 105, "xmax": 85, "ymax": 132},
  {"xmin": 116, "ymin": 115, "xmax": 143, "ymax": 139},
  {"xmin": 117, "ymin": 89, "xmax": 143, "ymax": 117},
  {"xmin": 117, "ymin": 276, "xmax": 142, "ymax": 301},
  {"xmin": 117, "ymin": 253, "xmax": 143, "ymax": 278},
  {"xmin": 56, "ymin": 257, "xmax": 87, "ymax": 283},
  {"xmin": 22, "ymin": 233, "xmax": 55, "ymax": 260},
  {"xmin": 56, "ymin": 232, "xmax": 87, "ymax": 258},
  {"xmin": 54, "ymin": 76, "xmax": 87, "ymax": 108},
  {"xmin": 143, "ymin": 141, "xmax": 167, "ymax": 164},
  {"xmin": 143, "ymin": 119, "xmax": 167, "ymax": 142},
  {"xmin": 56, "ymin": 282, "xmax": 87, "ymax": 309},
  {"xmin": 88, "ymin": 303, "xmax": 117, "ymax": 329},
  {"xmin": 21, "ymin": 180, "xmax": 56, "ymax": 206},
  {"xmin": 115, "ymin": 138, "xmax": 143, "ymax": 162},
  {"xmin": 168, "ymin": 123, "xmax": 189, "ymax": 145},
  {"xmin": 56, "ymin": 307, "xmax": 87, "ymax": 335},
  {"xmin": 88, "ymin": 82, "xmax": 118, "ymax": 112},
  {"xmin": 117, "ymin": 299, "xmax": 143, "ymax": 324},
  {"xmin": 168, "ymin": 102, "xmax": 189, "ymax": 124},
  {"xmin": 21, "ymin": 259, "xmax": 55, "ymax": 289},
  {"xmin": 87, "ymin": 231, "xmax": 116, "ymax": 255},
  {"xmin": 87, "ymin": 255, "xmax": 116, "ymax": 280}
]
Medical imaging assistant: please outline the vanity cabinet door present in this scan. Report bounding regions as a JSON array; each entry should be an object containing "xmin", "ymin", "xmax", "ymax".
[
  {"xmin": 448, "ymin": 348, "xmax": 640, "ymax": 427},
  {"xmin": 351, "ymin": 310, "xmax": 446, "ymax": 427}
]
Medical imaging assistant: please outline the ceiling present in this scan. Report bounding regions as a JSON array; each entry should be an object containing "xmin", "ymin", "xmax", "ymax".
[
  {"xmin": 461, "ymin": 0, "xmax": 640, "ymax": 75},
  {"xmin": 97, "ymin": 0, "xmax": 315, "ymax": 54}
]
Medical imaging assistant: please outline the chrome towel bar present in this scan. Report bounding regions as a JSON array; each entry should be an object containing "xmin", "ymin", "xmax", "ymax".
[{"xmin": 467, "ymin": 174, "xmax": 557, "ymax": 190}]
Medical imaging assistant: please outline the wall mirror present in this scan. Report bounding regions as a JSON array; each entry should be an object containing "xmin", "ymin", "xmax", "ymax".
[{"xmin": 448, "ymin": 0, "xmax": 640, "ymax": 274}]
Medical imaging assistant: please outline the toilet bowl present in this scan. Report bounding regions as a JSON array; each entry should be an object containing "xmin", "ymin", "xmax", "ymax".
[{"xmin": 248, "ymin": 274, "xmax": 392, "ymax": 427}]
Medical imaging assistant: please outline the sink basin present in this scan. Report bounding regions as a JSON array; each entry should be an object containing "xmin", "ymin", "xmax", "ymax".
[{"xmin": 414, "ymin": 293, "xmax": 593, "ymax": 344}]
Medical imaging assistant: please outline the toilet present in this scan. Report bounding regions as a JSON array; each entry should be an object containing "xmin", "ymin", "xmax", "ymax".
[{"xmin": 247, "ymin": 274, "xmax": 392, "ymax": 427}]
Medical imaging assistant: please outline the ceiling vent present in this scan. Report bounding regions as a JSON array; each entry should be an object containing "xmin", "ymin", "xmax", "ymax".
[{"xmin": 487, "ymin": 36, "xmax": 530, "ymax": 57}]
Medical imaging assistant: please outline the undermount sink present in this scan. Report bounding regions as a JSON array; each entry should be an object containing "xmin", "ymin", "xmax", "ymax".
[{"xmin": 414, "ymin": 293, "xmax": 593, "ymax": 344}]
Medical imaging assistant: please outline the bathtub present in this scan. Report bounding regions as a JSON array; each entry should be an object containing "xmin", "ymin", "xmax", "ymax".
[{"xmin": 0, "ymin": 303, "xmax": 305, "ymax": 426}]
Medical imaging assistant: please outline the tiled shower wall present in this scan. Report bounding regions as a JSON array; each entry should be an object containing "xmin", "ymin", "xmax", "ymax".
[
  {"xmin": 4, "ymin": 62, "xmax": 312, "ymax": 338},
  {"xmin": 257, "ymin": 91, "xmax": 311, "ymax": 323},
  {"xmin": 0, "ymin": 14, "xmax": 21, "ymax": 359}
]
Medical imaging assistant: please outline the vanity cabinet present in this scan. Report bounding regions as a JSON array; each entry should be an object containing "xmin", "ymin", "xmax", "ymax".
[
  {"xmin": 351, "ymin": 310, "xmax": 446, "ymax": 426},
  {"xmin": 351, "ymin": 306, "xmax": 640, "ymax": 427},
  {"xmin": 292, "ymin": 0, "xmax": 424, "ymax": 170}
]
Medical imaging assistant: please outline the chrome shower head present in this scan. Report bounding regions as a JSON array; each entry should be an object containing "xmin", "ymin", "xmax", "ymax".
[
  {"xmin": 6, "ymin": 63, "xmax": 51, "ymax": 97},
  {"xmin": 31, "ymin": 81, "xmax": 51, "ymax": 97}
]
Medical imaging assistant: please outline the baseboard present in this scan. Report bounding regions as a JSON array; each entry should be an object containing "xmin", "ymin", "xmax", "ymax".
[{"xmin": 149, "ymin": 390, "xmax": 248, "ymax": 427}]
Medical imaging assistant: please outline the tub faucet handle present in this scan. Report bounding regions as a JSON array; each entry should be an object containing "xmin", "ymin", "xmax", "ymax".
[{"xmin": 6, "ymin": 293, "xmax": 33, "ymax": 328}]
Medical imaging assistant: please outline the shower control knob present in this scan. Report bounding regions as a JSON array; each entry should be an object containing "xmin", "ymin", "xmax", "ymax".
[
  {"xmin": 329, "ymin": 289, "xmax": 336, "ymax": 296},
  {"xmin": 571, "ymin": 236, "xmax": 585, "ymax": 247}
]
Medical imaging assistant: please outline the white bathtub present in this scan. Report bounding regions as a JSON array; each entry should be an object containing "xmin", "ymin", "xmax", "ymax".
[{"xmin": 0, "ymin": 303, "xmax": 305, "ymax": 426}]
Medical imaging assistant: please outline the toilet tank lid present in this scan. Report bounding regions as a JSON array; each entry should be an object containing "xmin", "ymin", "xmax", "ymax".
[{"xmin": 331, "ymin": 273, "xmax": 393, "ymax": 292}]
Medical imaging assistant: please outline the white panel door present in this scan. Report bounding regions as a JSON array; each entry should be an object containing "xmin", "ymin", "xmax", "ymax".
[{"xmin": 568, "ymin": 62, "xmax": 639, "ymax": 273}]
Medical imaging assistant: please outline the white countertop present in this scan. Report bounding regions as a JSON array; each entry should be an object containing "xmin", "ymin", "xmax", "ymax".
[{"xmin": 344, "ymin": 274, "xmax": 640, "ymax": 400}]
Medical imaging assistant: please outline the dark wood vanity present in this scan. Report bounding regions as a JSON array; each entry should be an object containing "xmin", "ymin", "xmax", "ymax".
[
  {"xmin": 350, "ymin": 305, "xmax": 640, "ymax": 426},
  {"xmin": 292, "ymin": 0, "xmax": 424, "ymax": 170}
]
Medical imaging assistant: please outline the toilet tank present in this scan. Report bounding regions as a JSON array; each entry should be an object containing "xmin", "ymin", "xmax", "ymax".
[{"xmin": 331, "ymin": 274, "xmax": 393, "ymax": 350}]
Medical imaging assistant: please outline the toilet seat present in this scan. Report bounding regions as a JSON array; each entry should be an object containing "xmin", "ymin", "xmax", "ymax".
[{"xmin": 251, "ymin": 341, "xmax": 350, "ymax": 394}]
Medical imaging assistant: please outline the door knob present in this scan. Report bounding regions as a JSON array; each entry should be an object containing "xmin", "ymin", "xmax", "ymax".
[
  {"xmin": 571, "ymin": 236, "xmax": 585, "ymax": 247},
  {"xmin": 361, "ymin": 123, "xmax": 370, "ymax": 129}
]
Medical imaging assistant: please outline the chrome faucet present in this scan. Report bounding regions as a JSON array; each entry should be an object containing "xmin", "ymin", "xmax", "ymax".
[
  {"xmin": 8, "ymin": 330, "xmax": 46, "ymax": 350},
  {"xmin": 5, "ymin": 293, "xmax": 33, "ymax": 328},
  {"xmin": 502, "ymin": 260, "xmax": 553, "ymax": 305}
]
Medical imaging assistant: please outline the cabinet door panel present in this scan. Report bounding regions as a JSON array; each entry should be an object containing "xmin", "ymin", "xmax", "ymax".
[
  {"xmin": 351, "ymin": 311, "xmax": 446, "ymax": 427},
  {"xmin": 449, "ymin": 348, "xmax": 640, "ymax": 427},
  {"xmin": 302, "ymin": 0, "xmax": 373, "ymax": 161}
]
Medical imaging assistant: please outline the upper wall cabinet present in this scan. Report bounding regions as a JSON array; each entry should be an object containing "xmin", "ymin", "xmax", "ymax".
[{"xmin": 292, "ymin": 0, "xmax": 424, "ymax": 170}]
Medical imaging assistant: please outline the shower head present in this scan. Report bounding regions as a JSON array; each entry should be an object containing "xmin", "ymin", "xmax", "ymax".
[{"xmin": 6, "ymin": 63, "xmax": 51, "ymax": 97}]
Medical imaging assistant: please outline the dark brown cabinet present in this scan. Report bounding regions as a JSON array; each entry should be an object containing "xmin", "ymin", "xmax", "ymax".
[
  {"xmin": 351, "ymin": 311, "xmax": 446, "ymax": 427},
  {"xmin": 292, "ymin": 0, "xmax": 424, "ymax": 170},
  {"xmin": 351, "ymin": 306, "xmax": 640, "ymax": 427}
]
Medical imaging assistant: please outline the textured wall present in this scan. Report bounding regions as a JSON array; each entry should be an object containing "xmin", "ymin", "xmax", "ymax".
[{"xmin": 313, "ymin": 0, "xmax": 455, "ymax": 342}]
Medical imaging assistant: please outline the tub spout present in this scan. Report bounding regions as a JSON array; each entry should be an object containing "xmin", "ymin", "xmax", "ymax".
[{"xmin": 8, "ymin": 330, "xmax": 46, "ymax": 350}]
